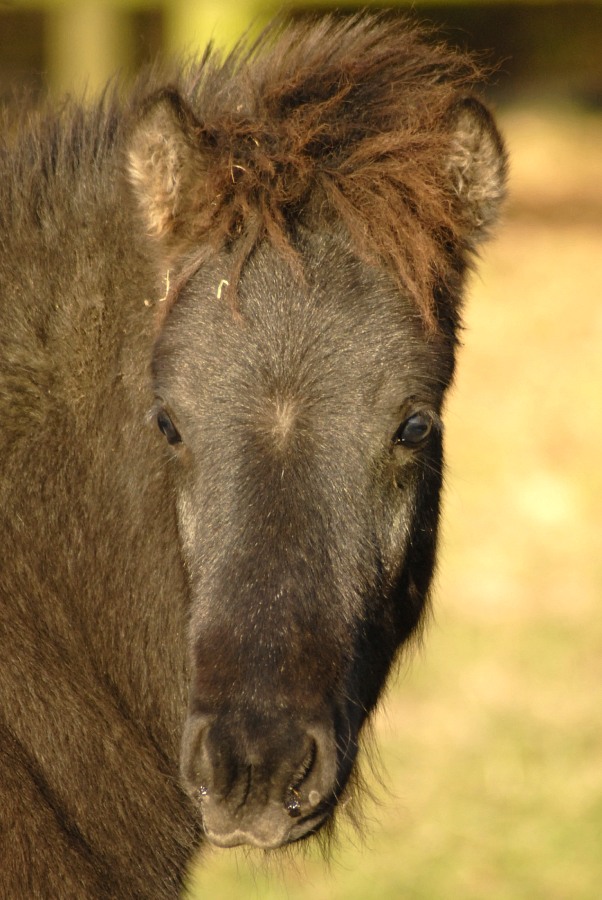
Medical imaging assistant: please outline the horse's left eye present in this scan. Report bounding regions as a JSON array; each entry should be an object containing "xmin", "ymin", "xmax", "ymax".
[
  {"xmin": 393, "ymin": 412, "xmax": 433, "ymax": 448},
  {"xmin": 156, "ymin": 409, "xmax": 182, "ymax": 446}
]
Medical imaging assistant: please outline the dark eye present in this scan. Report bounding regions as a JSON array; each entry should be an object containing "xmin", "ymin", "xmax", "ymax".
[
  {"xmin": 156, "ymin": 408, "xmax": 182, "ymax": 445},
  {"xmin": 393, "ymin": 411, "xmax": 433, "ymax": 448}
]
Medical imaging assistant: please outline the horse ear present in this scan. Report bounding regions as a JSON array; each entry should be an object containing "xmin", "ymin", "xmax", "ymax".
[
  {"xmin": 446, "ymin": 97, "xmax": 507, "ymax": 245},
  {"xmin": 127, "ymin": 89, "xmax": 206, "ymax": 256}
]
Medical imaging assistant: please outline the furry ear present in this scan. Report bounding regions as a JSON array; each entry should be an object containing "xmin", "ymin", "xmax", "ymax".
[
  {"xmin": 446, "ymin": 97, "xmax": 507, "ymax": 245},
  {"xmin": 127, "ymin": 89, "xmax": 207, "ymax": 259}
]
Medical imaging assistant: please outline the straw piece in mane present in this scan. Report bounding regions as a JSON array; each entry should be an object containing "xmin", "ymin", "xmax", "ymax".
[{"xmin": 128, "ymin": 14, "xmax": 507, "ymax": 331}]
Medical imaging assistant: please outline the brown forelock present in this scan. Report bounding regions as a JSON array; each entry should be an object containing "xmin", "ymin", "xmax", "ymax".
[{"xmin": 172, "ymin": 14, "xmax": 485, "ymax": 329}]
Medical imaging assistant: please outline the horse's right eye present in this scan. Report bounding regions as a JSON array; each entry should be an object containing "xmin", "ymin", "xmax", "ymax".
[{"xmin": 156, "ymin": 409, "xmax": 182, "ymax": 446}]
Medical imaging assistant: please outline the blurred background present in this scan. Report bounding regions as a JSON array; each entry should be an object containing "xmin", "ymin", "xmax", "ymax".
[{"xmin": 1, "ymin": 1, "xmax": 600, "ymax": 897}]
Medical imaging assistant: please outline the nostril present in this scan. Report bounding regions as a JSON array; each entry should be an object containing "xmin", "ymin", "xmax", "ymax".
[
  {"xmin": 284, "ymin": 784, "xmax": 322, "ymax": 818},
  {"xmin": 284, "ymin": 788, "xmax": 302, "ymax": 818},
  {"xmin": 284, "ymin": 737, "xmax": 317, "ymax": 817},
  {"xmin": 180, "ymin": 713, "xmax": 216, "ymax": 799},
  {"xmin": 290, "ymin": 738, "xmax": 317, "ymax": 791},
  {"xmin": 283, "ymin": 727, "xmax": 336, "ymax": 819}
]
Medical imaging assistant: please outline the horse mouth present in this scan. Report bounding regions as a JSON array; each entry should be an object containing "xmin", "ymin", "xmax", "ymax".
[
  {"xmin": 200, "ymin": 802, "xmax": 332, "ymax": 850},
  {"xmin": 181, "ymin": 706, "xmax": 357, "ymax": 850}
]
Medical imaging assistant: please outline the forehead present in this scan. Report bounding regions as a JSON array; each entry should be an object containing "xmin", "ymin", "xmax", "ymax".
[{"xmin": 154, "ymin": 232, "xmax": 454, "ymax": 411}]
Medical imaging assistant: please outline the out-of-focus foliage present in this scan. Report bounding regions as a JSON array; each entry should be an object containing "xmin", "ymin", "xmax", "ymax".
[{"xmin": 1, "ymin": 2, "xmax": 602, "ymax": 104}]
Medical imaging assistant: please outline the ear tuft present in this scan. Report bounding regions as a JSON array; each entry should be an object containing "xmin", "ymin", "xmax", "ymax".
[
  {"xmin": 446, "ymin": 97, "xmax": 508, "ymax": 245},
  {"xmin": 127, "ymin": 90, "xmax": 201, "ymax": 246}
]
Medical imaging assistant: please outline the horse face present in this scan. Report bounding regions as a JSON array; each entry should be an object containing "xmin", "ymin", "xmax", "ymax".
[{"xmin": 151, "ymin": 231, "xmax": 454, "ymax": 848}]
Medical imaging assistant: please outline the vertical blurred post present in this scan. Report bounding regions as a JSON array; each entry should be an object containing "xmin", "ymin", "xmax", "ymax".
[
  {"xmin": 163, "ymin": 0, "xmax": 275, "ymax": 57},
  {"xmin": 46, "ymin": 1, "xmax": 132, "ymax": 98}
]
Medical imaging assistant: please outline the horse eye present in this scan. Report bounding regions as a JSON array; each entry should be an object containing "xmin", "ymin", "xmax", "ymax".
[
  {"xmin": 156, "ymin": 409, "xmax": 182, "ymax": 446},
  {"xmin": 393, "ymin": 412, "xmax": 433, "ymax": 448}
]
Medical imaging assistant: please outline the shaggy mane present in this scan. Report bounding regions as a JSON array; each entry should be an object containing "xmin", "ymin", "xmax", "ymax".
[
  {"xmin": 0, "ymin": 14, "xmax": 492, "ymax": 329},
  {"xmin": 157, "ymin": 14, "xmax": 488, "ymax": 327}
]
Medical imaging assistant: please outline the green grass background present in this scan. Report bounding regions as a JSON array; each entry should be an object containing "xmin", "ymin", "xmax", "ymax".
[{"xmin": 186, "ymin": 106, "xmax": 602, "ymax": 899}]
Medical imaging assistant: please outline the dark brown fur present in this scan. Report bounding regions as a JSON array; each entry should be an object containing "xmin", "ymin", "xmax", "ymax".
[
  {"xmin": 0, "ymin": 14, "xmax": 506, "ymax": 898},
  {"xmin": 128, "ymin": 16, "xmax": 504, "ymax": 327}
]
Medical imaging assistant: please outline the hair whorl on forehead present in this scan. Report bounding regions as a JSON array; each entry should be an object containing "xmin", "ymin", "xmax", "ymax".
[{"xmin": 128, "ymin": 14, "xmax": 507, "ymax": 329}]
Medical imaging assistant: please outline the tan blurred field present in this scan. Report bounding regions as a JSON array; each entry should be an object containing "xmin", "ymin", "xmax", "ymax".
[{"xmin": 187, "ymin": 105, "xmax": 602, "ymax": 900}]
